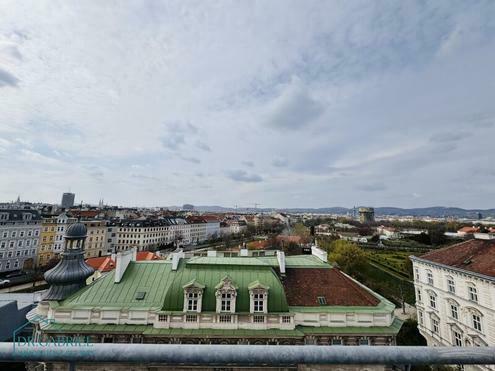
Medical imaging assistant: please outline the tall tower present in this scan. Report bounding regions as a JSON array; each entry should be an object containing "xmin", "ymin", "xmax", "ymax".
[
  {"xmin": 43, "ymin": 222, "xmax": 95, "ymax": 301},
  {"xmin": 61, "ymin": 192, "xmax": 75, "ymax": 209}
]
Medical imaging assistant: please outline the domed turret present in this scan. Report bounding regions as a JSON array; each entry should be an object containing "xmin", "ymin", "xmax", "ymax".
[{"xmin": 43, "ymin": 222, "xmax": 94, "ymax": 301}]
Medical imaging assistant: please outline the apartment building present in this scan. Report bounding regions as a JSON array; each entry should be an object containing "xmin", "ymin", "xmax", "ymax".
[
  {"xmin": 0, "ymin": 209, "xmax": 41, "ymax": 272},
  {"xmin": 38, "ymin": 217, "xmax": 57, "ymax": 267},
  {"xmin": 82, "ymin": 220, "xmax": 107, "ymax": 258},
  {"xmin": 411, "ymin": 234, "xmax": 495, "ymax": 371},
  {"xmin": 53, "ymin": 213, "xmax": 77, "ymax": 256},
  {"xmin": 31, "ymin": 231, "xmax": 402, "ymax": 370}
]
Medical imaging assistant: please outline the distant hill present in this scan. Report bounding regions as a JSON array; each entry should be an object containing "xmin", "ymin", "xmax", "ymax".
[{"xmin": 188, "ymin": 205, "xmax": 495, "ymax": 218}]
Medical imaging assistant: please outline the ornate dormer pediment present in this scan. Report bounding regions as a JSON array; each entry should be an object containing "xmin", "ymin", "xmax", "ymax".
[
  {"xmin": 182, "ymin": 279, "xmax": 205, "ymax": 290},
  {"xmin": 215, "ymin": 275, "xmax": 238, "ymax": 291},
  {"xmin": 215, "ymin": 276, "xmax": 237, "ymax": 313},
  {"xmin": 248, "ymin": 280, "xmax": 269, "ymax": 291}
]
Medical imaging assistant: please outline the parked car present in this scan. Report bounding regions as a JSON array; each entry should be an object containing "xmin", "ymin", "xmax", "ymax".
[
  {"xmin": 0, "ymin": 279, "xmax": 10, "ymax": 286},
  {"xmin": 5, "ymin": 271, "xmax": 25, "ymax": 279}
]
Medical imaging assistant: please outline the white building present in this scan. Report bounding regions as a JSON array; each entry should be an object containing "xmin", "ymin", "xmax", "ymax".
[
  {"xmin": 411, "ymin": 236, "xmax": 495, "ymax": 371},
  {"xmin": 0, "ymin": 209, "xmax": 41, "ymax": 272},
  {"xmin": 53, "ymin": 212, "xmax": 77, "ymax": 256}
]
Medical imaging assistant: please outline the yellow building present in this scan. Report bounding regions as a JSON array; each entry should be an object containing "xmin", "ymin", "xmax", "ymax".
[
  {"xmin": 37, "ymin": 217, "xmax": 57, "ymax": 267},
  {"xmin": 82, "ymin": 220, "xmax": 108, "ymax": 258}
]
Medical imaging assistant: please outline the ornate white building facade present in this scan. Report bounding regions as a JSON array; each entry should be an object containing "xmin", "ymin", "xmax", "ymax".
[{"xmin": 411, "ymin": 235, "xmax": 495, "ymax": 371}]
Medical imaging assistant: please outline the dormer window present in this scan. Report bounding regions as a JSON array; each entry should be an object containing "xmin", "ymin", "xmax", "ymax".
[
  {"xmin": 182, "ymin": 279, "xmax": 205, "ymax": 313},
  {"xmin": 248, "ymin": 280, "xmax": 269, "ymax": 314},
  {"xmin": 215, "ymin": 276, "xmax": 238, "ymax": 313}
]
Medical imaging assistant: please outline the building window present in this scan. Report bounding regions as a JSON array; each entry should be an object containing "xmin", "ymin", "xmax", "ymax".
[
  {"xmin": 11, "ymin": 231, "xmax": 16, "ymax": 238},
  {"xmin": 416, "ymin": 289, "xmax": 422, "ymax": 303},
  {"xmin": 281, "ymin": 315, "xmax": 291, "ymax": 324},
  {"xmin": 187, "ymin": 292, "xmax": 199, "ymax": 311},
  {"xmin": 418, "ymin": 310, "xmax": 424, "ymax": 325},
  {"xmin": 450, "ymin": 304, "xmax": 458, "ymax": 320},
  {"xmin": 431, "ymin": 318, "xmax": 439, "ymax": 334},
  {"xmin": 185, "ymin": 314, "xmax": 198, "ymax": 322},
  {"xmin": 429, "ymin": 294, "xmax": 436, "ymax": 309},
  {"xmin": 427, "ymin": 270, "xmax": 434, "ymax": 285},
  {"xmin": 447, "ymin": 277, "xmax": 455, "ymax": 293},
  {"xmin": 317, "ymin": 296, "xmax": 327, "ymax": 305},
  {"xmin": 254, "ymin": 293, "xmax": 264, "ymax": 312},
  {"xmin": 219, "ymin": 314, "xmax": 232, "ymax": 323},
  {"xmin": 453, "ymin": 331, "xmax": 462, "ymax": 346},
  {"xmin": 468, "ymin": 285, "xmax": 478, "ymax": 302},
  {"xmin": 415, "ymin": 268, "xmax": 419, "ymax": 281},
  {"xmin": 158, "ymin": 314, "xmax": 168, "ymax": 322},
  {"xmin": 472, "ymin": 314, "xmax": 482, "ymax": 332},
  {"xmin": 253, "ymin": 315, "xmax": 265, "ymax": 323},
  {"xmin": 221, "ymin": 292, "xmax": 232, "ymax": 312},
  {"xmin": 359, "ymin": 338, "xmax": 370, "ymax": 346},
  {"xmin": 331, "ymin": 338, "xmax": 343, "ymax": 345}
]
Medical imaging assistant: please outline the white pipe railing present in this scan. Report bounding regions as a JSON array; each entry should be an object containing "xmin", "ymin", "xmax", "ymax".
[{"xmin": 1, "ymin": 343, "xmax": 495, "ymax": 366}]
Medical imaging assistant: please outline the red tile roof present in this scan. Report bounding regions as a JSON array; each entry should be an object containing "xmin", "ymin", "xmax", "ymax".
[
  {"xmin": 247, "ymin": 240, "xmax": 269, "ymax": 250},
  {"xmin": 86, "ymin": 252, "xmax": 161, "ymax": 272},
  {"xmin": 136, "ymin": 251, "xmax": 161, "ymax": 261},
  {"xmin": 276, "ymin": 235, "xmax": 302, "ymax": 244},
  {"xmin": 283, "ymin": 268, "xmax": 380, "ymax": 307},
  {"xmin": 86, "ymin": 256, "xmax": 115, "ymax": 272},
  {"xmin": 418, "ymin": 239, "xmax": 495, "ymax": 277},
  {"xmin": 457, "ymin": 226, "xmax": 480, "ymax": 234}
]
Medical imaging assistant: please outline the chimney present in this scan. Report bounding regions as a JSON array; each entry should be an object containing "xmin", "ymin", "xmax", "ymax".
[
  {"xmin": 114, "ymin": 248, "xmax": 136, "ymax": 283},
  {"xmin": 171, "ymin": 250, "xmax": 185, "ymax": 271},
  {"xmin": 276, "ymin": 250, "xmax": 286, "ymax": 275},
  {"xmin": 311, "ymin": 245, "xmax": 328, "ymax": 262}
]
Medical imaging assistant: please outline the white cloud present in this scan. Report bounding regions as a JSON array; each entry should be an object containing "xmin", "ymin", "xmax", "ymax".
[{"xmin": 0, "ymin": 1, "xmax": 494, "ymax": 208}]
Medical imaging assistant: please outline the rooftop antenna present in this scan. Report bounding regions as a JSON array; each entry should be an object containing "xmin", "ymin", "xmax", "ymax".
[{"xmin": 78, "ymin": 201, "xmax": 83, "ymax": 221}]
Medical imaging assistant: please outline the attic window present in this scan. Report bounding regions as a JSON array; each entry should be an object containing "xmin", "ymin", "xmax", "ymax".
[
  {"xmin": 135, "ymin": 291, "xmax": 146, "ymax": 300},
  {"xmin": 317, "ymin": 296, "xmax": 327, "ymax": 305}
]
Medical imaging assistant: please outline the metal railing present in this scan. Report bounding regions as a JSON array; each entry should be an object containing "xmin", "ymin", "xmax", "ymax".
[{"xmin": 1, "ymin": 343, "xmax": 495, "ymax": 366}]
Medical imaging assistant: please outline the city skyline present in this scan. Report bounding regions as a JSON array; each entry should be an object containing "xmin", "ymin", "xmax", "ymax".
[{"xmin": 1, "ymin": 1, "xmax": 495, "ymax": 208}]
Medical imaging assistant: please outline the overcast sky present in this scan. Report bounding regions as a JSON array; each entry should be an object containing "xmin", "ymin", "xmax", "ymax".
[{"xmin": 1, "ymin": 1, "xmax": 494, "ymax": 209}]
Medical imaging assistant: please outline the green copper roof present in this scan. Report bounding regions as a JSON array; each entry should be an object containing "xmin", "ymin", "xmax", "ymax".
[
  {"xmin": 61, "ymin": 261, "xmax": 174, "ymax": 310},
  {"xmin": 162, "ymin": 260, "xmax": 288, "ymax": 312},
  {"xmin": 186, "ymin": 255, "xmax": 329, "ymax": 268},
  {"xmin": 59, "ymin": 259, "xmax": 289, "ymax": 313},
  {"xmin": 43, "ymin": 318, "xmax": 403, "ymax": 337}
]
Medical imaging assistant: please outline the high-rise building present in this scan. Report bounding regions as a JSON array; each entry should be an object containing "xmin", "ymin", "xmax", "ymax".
[{"xmin": 60, "ymin": 192, "xmax": 75, "ymax": 209}]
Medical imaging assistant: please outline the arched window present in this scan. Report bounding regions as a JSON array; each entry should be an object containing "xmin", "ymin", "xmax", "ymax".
[{"xmin": 427, "ymin": 290, "xmax": 437, "ymax": 310}]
